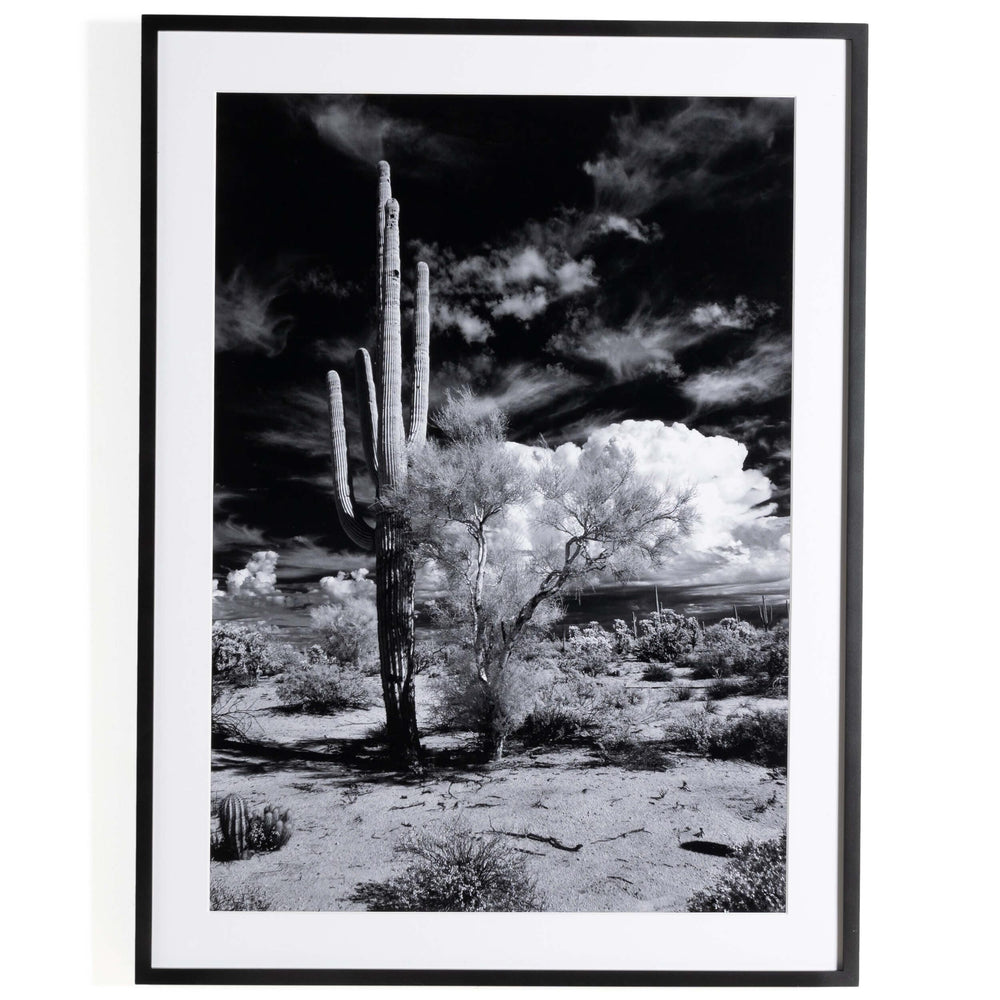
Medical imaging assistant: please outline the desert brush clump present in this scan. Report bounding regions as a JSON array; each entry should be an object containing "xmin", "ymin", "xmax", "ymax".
[
  {"xmin": 666, "ymin": 705, "xmax": 787, "ymax": 767},
  {"xmin": 633, "ymin": 609, "xmax": 701, "ymax": 663},
  {"xmin": 209, "ymin": 883, "xmax": 272, "ymax": 911},
  {"xmin": 212, "ymin": 621, "xmax": 283, "ymax": 688},
  {"xmin": 682, "ymin": 618, "xmax": 789, "ymax": 682},
  {"xmin": 517, "ymin": 663, "xmax": 665, "ymax": 749},
  {"xmin": 687, "ymin": 834, "xmax": 786, "ymax": 912},
  {"xmin": 212, "ymin": 794, "xmax": 293, "ymax": 861},
  {"xmin": 276, "ymin": 656, "xmax": 374, "ymax": 714},
  {"xmin": 349, "ymin": 826, "xmax": 544, "ymax": 911},
  {"xmin": 309, "ymin": 598, "xmax": 379, "ymax": 673},
  {"xmin": 562, "ymin": 622, "xmax": 617, "ymax": 675},
  {"xmin": 641, "ymin": 663, "xmax": 674, "ymax": 682}
]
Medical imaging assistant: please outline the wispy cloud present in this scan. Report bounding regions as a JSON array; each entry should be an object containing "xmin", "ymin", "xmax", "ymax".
[
  {"xmin": 681, "ymin": 337, "xmax": 791, "ymax": 410},
  {"xmin": 548, "ymin": 317, "xmax": 683, "ymax": 382},
  {"xmin": 294, "ymin": 96, "xmax": 466, "ymax": 171},
  {"xmin": 216, "ymin": 267, "xmax": 293, "ymax": 355},
  {"xmin": 412, "ymin": 234, "xmax": 598, "ymax": 344},
  {"xmin": 433, "ymin": 359, "xmax": 585, "ymax": 419},
  {"xmin": 584, "ymin": 98, "xmax": 792, "ymax": 215},
  {"xmin": 214, "ymin": 517, "xmax": 270, "ymax": 553}
]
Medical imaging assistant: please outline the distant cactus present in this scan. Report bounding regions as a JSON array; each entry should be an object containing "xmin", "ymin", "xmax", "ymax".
[
  {"xmin": 758, "ymin": 596, "xmax": 774, "ymax": 631},
  {"xmin": 326, "ymin": 161, "xmax": 430, "ymax": 769}
]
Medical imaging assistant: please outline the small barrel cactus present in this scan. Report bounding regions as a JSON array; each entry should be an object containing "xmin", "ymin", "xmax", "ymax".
[
  {"xmin": 217, "ymin": 793, "xmax": 250, "ymax": 860},
  {"xmin": 214, "ymin": 796, "xmax": 292, "ymax": 860}
]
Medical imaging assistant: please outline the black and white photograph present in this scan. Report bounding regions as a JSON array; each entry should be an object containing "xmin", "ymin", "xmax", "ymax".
[{"xmin": 209, "ymin": 92, "xmax": 793, "ymax": 915}]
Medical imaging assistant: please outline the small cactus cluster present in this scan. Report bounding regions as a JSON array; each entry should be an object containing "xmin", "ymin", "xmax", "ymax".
[{"xmin": 212, "ymin": 793, "xmax": 292, "ymax": 861}]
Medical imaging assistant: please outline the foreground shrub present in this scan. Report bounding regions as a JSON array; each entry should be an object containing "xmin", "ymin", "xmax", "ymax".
[
  {"xmin": 309, "ymin": 598, "xmax": 378, "ymax": 672},
  {"xmin": 212, "ymin": 794, "xmax": 293, "ymax": 861},
  {"xmin": 277, "ymin": 658, "xmax": 374, "ymax": 714},
  {"xmin": 687, "ymin": 835, "xmax": 786, "ymax": 912},
  {"xmin": 209, "ymin": 883, "xmax": 272, "ymax": 910},
  {"xmin": 633, "ymin": 609, "xmax": 700, "ymax": 662},
  {"xmin": 563, "ymin": 622, "xmax": 616, "ymax": 675},
  {"xmin": 667, "ymin": 706, "xmax": 788, "ymax": 767},
  {"xmin": 350, "ymin": 827, "xmax": 544, "ymax": 911}
]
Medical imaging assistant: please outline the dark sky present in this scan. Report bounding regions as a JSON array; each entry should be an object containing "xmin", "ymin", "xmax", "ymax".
[{"xmin": 214, "ymin": 94, "xmax": 793, "ymax": 587}]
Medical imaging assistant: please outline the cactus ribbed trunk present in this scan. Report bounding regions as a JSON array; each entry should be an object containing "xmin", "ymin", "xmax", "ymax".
[
  {"xmin": 374, "ymin": 196, "xmax": 421, "ymax": 768},
  {"xmin": 325, "ymin": 161, "xmax": 429, "ymax": 770},
  {"xmin": 376, "ymin": 511, "xmax": 420, "ymax": 766}
]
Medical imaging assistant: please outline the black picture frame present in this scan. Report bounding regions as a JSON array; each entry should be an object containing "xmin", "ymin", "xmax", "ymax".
[{"xmin": 137, "ymin": 15, "xmax": 865, "ymax": 986}]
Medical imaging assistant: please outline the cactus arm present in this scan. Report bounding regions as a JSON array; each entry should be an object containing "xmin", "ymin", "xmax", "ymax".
[
  {"xmin": 408, "ymin": 260, "xmax": 430, "ymax": 446},
  {"xmin": 354, "ymin": 348, "xmax": 379, "ymax": 483},
  {"xmin": 326, "ymin": 370, "xmax": 375, "ymax": 550},
  {"xmin": 377, "ymin": 198, "xmax": 406, "ymax": 490},
  {"xmin": 374, "ymin": 161, "xmax": 392, "ymax": 397}
]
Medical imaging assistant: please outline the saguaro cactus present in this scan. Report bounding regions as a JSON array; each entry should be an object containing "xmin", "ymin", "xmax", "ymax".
[{"xmin": 326, "ymin": 161, "xmax": 429, "ymax": 769}]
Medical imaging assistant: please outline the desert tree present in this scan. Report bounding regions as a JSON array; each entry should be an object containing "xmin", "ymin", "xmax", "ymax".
[
  {"xmin": 325, "ymin": 161, "xmax": 429, "ymax": 770},
  {"xmin": 387, "ymin": 390, "xmax": 697, "ymax": 756}
]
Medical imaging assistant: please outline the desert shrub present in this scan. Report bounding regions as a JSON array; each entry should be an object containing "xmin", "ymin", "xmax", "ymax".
[
  {"xmin": 210, "ymin": 687, "xmax": 259, "ymax": 742},
  {"xmin": 212, "ymin": 622, "xmax": 280, "ymax": 688},
  {"xmin": 667, "ymin": 706, "xmax": 788, "ymax": 767},
  {"xmin": 519, "ymin": 668, "xmax": 662, "ymax": 748},
  {"xmin": 350, "ymin": 827, "xmax": 544, "ymax": 912},
  {"xmin": 209, "ymin": 884, "xmax": 272, "ymax": 911},
  {"xmin": 706, "ymin": 677, "xmax": 746, "ymax": 700},
  {"xmin": 612, "ymin": 618, "xmax": 635, "ymax": 656},
  {"xmin": 687, "ymin": 835, "xmax": 786, "ymax": 912},
  {"xmin": 642, "ymin": 663, "xmax": 674, "ymax": 682},
  {"xmin": 435, "ymin": 654, "xmax": 542, "ymax": 757},
  {"xmin": 680, "ymin": 620, "xmax": 758, "ymax": 679},
  {"xmin": 757, "ymin": 623, "xmax": 789, "ymax": 682},
  {"xmin": 563, "ymin": 622, "xmax": 616, "ymax": 675},
  {"xmin": 671, "ymin": 684, "xmax": 693, "ymax": 702},
  {"xmin": 277, "ymin": 659, "xmax": 374, "ymax": 713},
  {"xmin": 309, "ymin": 598, "xmax": 378, "ymax": 672},
  {"xmin": 633, "ymin": 609, "xmax": 700, "ymax": 662},
  {"xmin": 682, "ymin": 619, "xmax": 789, "ymax": 684}
]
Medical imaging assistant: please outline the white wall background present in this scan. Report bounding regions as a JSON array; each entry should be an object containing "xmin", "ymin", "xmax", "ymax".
[{"xmin": 1, "ymin": 1, "xmax": 996, "ymax": 997}]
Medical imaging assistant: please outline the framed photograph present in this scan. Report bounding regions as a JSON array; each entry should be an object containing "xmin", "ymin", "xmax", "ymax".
[{"xmin": 137, "ymin": 16, "xmax": 865, "ymax": 986}]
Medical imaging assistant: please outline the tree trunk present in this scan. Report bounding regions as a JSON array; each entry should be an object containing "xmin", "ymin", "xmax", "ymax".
[{"xmin": 376, "ymin": 510, "xmax": 422, "ymax": 769}]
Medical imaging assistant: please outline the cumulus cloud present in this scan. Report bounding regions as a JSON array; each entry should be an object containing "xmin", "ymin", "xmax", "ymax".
[
  {"xmin": 504, "ymin": 420, "xmax": 788, "ymax": 587},
  {"xmin": 280, "ymin": 538, "xmax": 375, "ymax": 581},
  {"xmin": 584, "ymin": 98, "xmax": 792, "ymax": 215},
  {"xmin": 681, "ymin": 338, "xmax": 791, "ymax": 410},
  {"xmin": 216, "ymin": 268, "xmax": 292, "ymax": 356},
  {"xmin": 688, "ymin": 296, "xmax": 777, "ymax": 330},
  {"xmin": 223, "ymin": 550, "xmax": 283, "ymax": 601},
  {"xmin": 593, "ymin": 214, "xmax": 662, "ymax": 243},
  {"xmin": 317, "ymin": 568, "xmax": 376, "ymax": 602}
]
